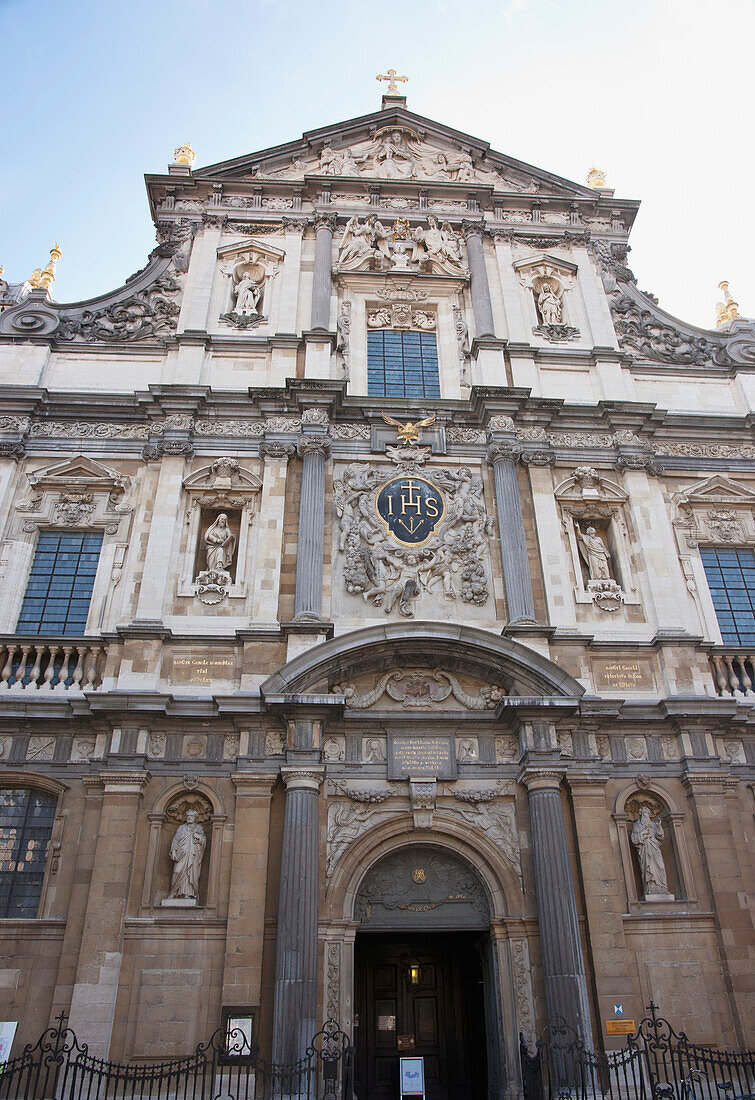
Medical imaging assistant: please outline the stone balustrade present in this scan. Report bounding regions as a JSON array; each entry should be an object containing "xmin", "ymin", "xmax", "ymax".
[
  {"xmin": 709, "ymin": 650, "xmax": 755, "ymax": 697},
  {"xmin": 0, "ymin": 640, "xmax": 106, "ymax": 691}
]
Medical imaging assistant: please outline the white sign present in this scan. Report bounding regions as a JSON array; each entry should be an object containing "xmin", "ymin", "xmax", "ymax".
[
  {"xmin": 400, "ymin": 1056, "xmax": 425, "ymax": 1097},
  {"xmin": 0, "ymin": 1022, "xmax": 18, "ymax": 1066}
]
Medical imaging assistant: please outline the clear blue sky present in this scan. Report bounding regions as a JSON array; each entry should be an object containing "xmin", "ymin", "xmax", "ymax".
[{"xmin": 2, "ymin": 0, "xmax": 752, "ymax": 327}]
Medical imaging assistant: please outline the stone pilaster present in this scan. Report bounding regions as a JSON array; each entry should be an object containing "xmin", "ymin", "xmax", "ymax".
[
  {"xmin": 310, "ymin": 215, "xmax": 335, "ymax": 332},
  {"xmin": 272, "ymin": 765, "xmax": 325, "ymax": 1065},
  {"xmin": 133, "ymin": 454, "xmax": 187, "ymax": 626},
  {"xmin": 293, "ymin": 435, "xmax": 331, "ymax": 622},
  {"xmin": 252, "ymin": 440, "xmax": 296, "ymax": 626},
  {"xmin": 567, "ymin": 775, "xmax": 642, "ymax": 1046},
  {"xmin": 463, "ymin": 222, "xmax": 496, "ymax": 338},
  {"xmin": 221, "ymin": 775, "xmax": 276, "ymax": 1009},
  {"xmin": 487, "ymin": 440, "xmax": 536, "ymax": 624},
  {"xmin": 682, "ymin": 773, "xmax": 755, "ymax": 1046},
  {"xmin": 521, "ymin": 768, "xmax": 592, "ymax": 1044},
  {"xmin": 67, "ymin": 771, "xmax": 149, "ymax": 1058}
]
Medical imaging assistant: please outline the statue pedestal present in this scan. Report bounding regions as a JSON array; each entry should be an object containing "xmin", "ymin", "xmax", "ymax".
[
  {"xmin": 161, "ymin": 897, "xmax": 197, "ymax": 908},
  {"xmin": 643, "ymin": 892, "xmax": 674, "ymax": 903}
]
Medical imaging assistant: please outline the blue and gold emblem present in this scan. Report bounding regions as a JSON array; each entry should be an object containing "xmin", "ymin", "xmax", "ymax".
[{"xmin": 375, "ymin": 477, "xmax": 445, "ymax": 546}]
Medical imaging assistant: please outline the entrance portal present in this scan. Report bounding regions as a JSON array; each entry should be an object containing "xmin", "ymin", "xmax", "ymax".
[
  {"xmin": 351, "ymin": 844, "xmax": 500, "ymax": 1099},
  {"xmin": 354, "ymin": 931, "xmax": 488, "ymax": 1100}
]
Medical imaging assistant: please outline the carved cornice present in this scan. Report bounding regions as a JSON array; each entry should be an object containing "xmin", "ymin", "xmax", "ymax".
[
  {"xmin": 231, "ymin": 773, "xmax": 277, "ymax": 794},
  {"xmin": 99, "ymin": 769, "xmax": 151, "ymax": 794}
]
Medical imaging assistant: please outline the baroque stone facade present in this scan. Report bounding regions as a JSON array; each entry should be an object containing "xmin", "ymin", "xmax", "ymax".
[{"xmin": 0, "ymin": 92, "xmax": 753, "ymax": 1092}]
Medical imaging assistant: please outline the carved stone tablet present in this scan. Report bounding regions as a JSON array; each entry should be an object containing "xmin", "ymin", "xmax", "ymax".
[{"xmin": 388, "ymin": 734, "xmax": 456, "ymax": 780}]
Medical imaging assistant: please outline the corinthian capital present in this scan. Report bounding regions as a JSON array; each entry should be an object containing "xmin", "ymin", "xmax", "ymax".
[
  {"xmin": 486, "ymin": 441, "xmax": 520, "ymax": 465},
  {"xmin": 259, "ymin": 439, "xmax": 296, "ymax": 460},
  {"xmin": 313, "ymin": 212, "xmax": 338, "ymax": 232}
]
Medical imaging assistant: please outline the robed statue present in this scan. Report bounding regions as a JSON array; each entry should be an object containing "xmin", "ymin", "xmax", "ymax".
[
  {"xmin": 168, "ymin": 809, "xmax": 206, "ymax": 900},
  {"xmin": 630, "ymin": 805, "xmax": 670, "ymax": 897},
  {"xmin": 577, "ymin": 525, "xmax": 611, "ymax": 581},
  {"xmin": 204, "ymin": 513, "xmax": 236, "ymax": 572}
]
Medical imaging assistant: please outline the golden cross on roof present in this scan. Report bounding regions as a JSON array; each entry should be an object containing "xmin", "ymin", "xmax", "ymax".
[{"xmin": 377, "ymin": 68, "xmax": 408, "ymax": 96}]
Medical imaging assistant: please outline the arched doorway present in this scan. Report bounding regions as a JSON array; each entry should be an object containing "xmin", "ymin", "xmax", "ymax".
[{"xmin": 353, "ymin": 845, "xmax": 498, "ymax": 1100}]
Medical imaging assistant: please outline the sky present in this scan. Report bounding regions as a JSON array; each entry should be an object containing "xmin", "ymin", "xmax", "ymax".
[{"xmin": 1, "ymin": 0, "xmax": 752, "ymax": 330}]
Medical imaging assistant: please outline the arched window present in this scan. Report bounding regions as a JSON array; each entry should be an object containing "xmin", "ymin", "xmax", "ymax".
[{"xmin": 0, "ymin": 788, "xmax": 57, "ymax": 917}]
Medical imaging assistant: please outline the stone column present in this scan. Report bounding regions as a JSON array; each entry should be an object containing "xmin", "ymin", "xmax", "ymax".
[
  {"xmin": 521, "ymin": 769, "xmax": 592, "ymax": 1044},
  {"xmin": 311, "ymin": 214, "xmax": 335, "ymax": 332},
  {"xmin": 463, "ymin": 222, "xmax": 496, "ymax": 338},
  {"xmin": 487, "ymin": 439, "xmax": 536, "ymax": 624},
  {"xmin": 272, "ymin": 765, "xmax": 324, "ymax": 1066},
  {"xmin": 293, "ymin": 435, "xmax": 331, "ymax": 622},
  {"xmin": 67, "ymin": 770, "xmax": 149, "ymax": 1057}
]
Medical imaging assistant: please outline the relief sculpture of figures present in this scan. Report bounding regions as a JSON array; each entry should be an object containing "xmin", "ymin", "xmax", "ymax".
[
  {"xmin": 336, "ymin": 215, "xmax": 467, "ymax": 277},
  {"xmin": 333, "ymin": 454, "xmax": 493, "ymax": 615},
  {"xmin": 630, "ymin": 805, "xmax": 671, "ymax": 898},
  {"xmin": 577, "ymin": 524, "xmax": 611, "ymax": 581},
  {"xmin": 168, "ymin": 809, "xmax": 206, "ymax": 900}
]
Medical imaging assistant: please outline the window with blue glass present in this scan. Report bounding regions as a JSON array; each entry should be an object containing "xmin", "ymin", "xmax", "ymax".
[
  {"xmin": 17, "ymin": 532, "xmax": 103, "ymax": 635},
  {"xmin": 0, "ymin": 788, "xmax": 57, "ymax": 918},
  {"xmin": 699, "ymin": 547, "xmax": 755, "ymax": 644},
  {"xmin": 367, "ymin": 329, "xmax": 440, "ymax": 399}
]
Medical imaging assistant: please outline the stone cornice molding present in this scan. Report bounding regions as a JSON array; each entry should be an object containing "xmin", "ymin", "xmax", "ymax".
[
  {"xmin": 0, "ymin": 770, "xmax": 69, "ymax": 796},
  {"xmin": 566, "ymin": 774, "xmax": 610, "ymax": 791},
  {"xmin": 280, "ymin": 765, "xmax": 325, "ymax": 792},
  {"xmin": 680, "ymin": 772, "xmax": 728, "ymax": 793}
]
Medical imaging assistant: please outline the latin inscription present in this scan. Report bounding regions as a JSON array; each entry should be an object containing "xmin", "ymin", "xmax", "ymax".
[
  {"xmin": 171, "ymin": 655, "xmax": 236, "ymax": 685},
  {"xmin": 592, "ymin": 658, "xmax": 654, "ymax": 692},
  {"xmin": 375, "ymin": 477, "xmax": 445, "ymax": 546},
  {"xmin": 388, "ymin": 735, "xmax": 456, "ymax": 779}
]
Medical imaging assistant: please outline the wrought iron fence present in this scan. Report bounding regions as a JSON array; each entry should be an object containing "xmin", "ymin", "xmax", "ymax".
[
  {"xmin": 0, "ymin": 1015, "xmax": 354, "ymax": 1100},
  {"xmin": 521, "ymin": 1005, "xmax": 755, "ymax": 1100}
]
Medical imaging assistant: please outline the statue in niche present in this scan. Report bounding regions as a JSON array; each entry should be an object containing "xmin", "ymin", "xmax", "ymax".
[
  {"xmin": 537, "ymin": 280, "xmax": 562, "ymax": 325},
  {"xmin": 168, "ymin": 809, "xmax": 206, "ymax": 900},
  {"xmin": 204, "ymin": 513, "xmax": 236, "ymax": 572},
  {"xmin": 577, "ymin": 524, "xmax": 611, "ymax": 581},
  {"xmin": 234, "ymin": 271, "xmax": 263, "ymax": 316},
  {"xmin": 631, "ymin": 805, "xmax": 671, "ymax": 898}
]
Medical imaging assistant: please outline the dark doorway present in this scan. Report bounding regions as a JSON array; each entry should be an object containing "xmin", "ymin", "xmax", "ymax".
[{"xmin": 354, "ymin": 931, "xmax": 488, "ymax": 1100}]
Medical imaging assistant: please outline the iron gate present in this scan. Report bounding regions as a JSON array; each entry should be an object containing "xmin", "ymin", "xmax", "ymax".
[{"xmin": 0, "ymin": 1016, "xmax": 354, "ymax": 1100}]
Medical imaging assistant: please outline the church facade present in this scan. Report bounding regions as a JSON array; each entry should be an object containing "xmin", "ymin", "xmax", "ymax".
[{"xmin": 0, "ymin": 92, "xmax": 753, "ymax": 1098}]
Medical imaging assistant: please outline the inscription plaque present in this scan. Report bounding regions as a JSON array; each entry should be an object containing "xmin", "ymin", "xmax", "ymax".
[
  {"xmin": 388, "ymin": 734, "xmax": 456, "ymax": 780},
  {"xmin": 592, "ymin": 658, "xmax": 654, "ymax": 692},
  {"xmin": 170, "ymin": 654, "xmax": 236, "ymax": 685}
]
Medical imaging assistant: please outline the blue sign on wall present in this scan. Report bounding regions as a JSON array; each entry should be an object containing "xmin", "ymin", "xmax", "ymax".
[{"xmin": 375, "ymin": 477, "xmax": 445, "ymax": 547}]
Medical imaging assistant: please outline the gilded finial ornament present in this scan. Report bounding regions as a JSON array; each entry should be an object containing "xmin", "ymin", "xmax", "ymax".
[
  {"xmin": 28, "ymin": 243, "xmax": 62, "ymax": 291},
  {"xmin": 173, "ymin": 142, "xmax": 196, "ymax": 166},
  {"xmin": 587, "ymin": 166, "xmax": 606, "ymax": 189},
  {"xmin": 381, "ymin": 411, "xmax": 436, "ymax": 444},
  {"xmin": 715, "ymin": 280, "xmax": 741, "ymax": 327},
  {"xmin": 376, "ymin": 68, "xmax": 408, "ymax": 96}
]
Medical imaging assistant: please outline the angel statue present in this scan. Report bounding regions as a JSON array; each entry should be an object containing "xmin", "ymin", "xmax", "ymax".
[
  {"xmin": 381, "ymin": 411, "xmax": 437, "ymax": 444},
  {"xmin": 337, "ymin": 216, "xmax": 373, "ymax": 265}
]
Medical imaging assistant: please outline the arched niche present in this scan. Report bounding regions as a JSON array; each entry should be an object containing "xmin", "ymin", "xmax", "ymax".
[
  {"xmin": 141, "ymin": 782, "xmax": 226, "ymax": 911},
  {"xmin": 613, "ymin": 780, "xmax": 696, "ymax": 909}
]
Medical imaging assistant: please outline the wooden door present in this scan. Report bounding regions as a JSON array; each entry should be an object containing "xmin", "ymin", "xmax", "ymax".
[{"xmin": 355, "ymin": 932, "xmax": 487, "ymax": 1100}]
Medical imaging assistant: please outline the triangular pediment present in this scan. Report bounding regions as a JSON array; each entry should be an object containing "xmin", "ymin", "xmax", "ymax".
[
  {"xmin": 28, "ymin": 454, "xmax": 128, "ymax": 491},
  {"xmin": 217, "ymin": 238, "xmax": 285, "ymax": 260},
  {"xmin": 675, "ymin": 475, "xmax": 755, "ymax": 504},
  {"xmin": 191, "ymin": 105, "xmax": 595, "ymax": 198}
]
